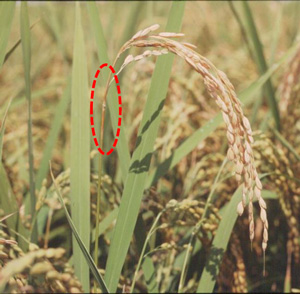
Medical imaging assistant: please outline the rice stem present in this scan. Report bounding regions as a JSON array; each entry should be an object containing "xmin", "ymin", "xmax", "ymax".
[{"xmin": 130, "ymin": 210, "xmax": 164, "ymax": 293}]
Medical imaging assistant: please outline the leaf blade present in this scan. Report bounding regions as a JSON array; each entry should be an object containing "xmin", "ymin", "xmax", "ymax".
[
  {"xmin": 36, "ymin": 79, "xmax": 71, "ymax": 235},
  {"xmin": 104, "ymin": 2, "xmax": 186, "ymax": 292},
  {"xmin": 87, "ymin": 2, "xmax": 131, "ymax": 180},
  {"xmin": 242, "ymin": 1, "xmax": 280, "ymax": 130},
  {"xmin": 20, "ymin": 1, "xmax": 37, "ymax": 243},
  {"xmin": 0, "ymin": 1, "xmax": 15, "ymax": 67},
  {"xmin": 50, "ymin": 165, "xmax": 109, "ymax": 294},
  {"xmin": 70, "ymin": 3, "xmax": 90, "ymax": 292}
]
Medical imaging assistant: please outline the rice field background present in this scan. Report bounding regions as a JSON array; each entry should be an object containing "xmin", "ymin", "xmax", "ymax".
[{"xmin": 0, "ymin": 1, "xmax": 300, "ymax": 293}]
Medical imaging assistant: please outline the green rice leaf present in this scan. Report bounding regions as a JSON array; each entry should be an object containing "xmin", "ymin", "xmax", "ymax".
[
  {"xmin": 20, "ymin": 1, "xmax": 37, "ymax": 243},
  {"xmin": 91, "ymin": 207, "xmax": 118, "ymax": 241},
  {"xmin": 36, "ymin": 79, "xmax": 71, "ymax": 189},
  {"xmin": 4, "ymin": 18, "xmax": 40, "ymax": 65},
  {"xmin": 0, "ymin": 83, "xmax": 62, "ymax": 118},
  {"xmin": 242, "ymin": 1, "xmax": 280, "ymax": 130},
  {"xmin": 50, "ymin": 165, "xmax": 109, "ymax": 294},
  {"xmin": 0, "ymin": 98, "xmax": 12, "ymax": 160},
  {"xmin": 115, "ymin": 1, "xmax": 144, "ymax": 69},
  {"xmin": 70, "ymin": 3, "xmax": 90, "ymax": 292},
  {"xmin": 271, "ymin": 127, "xmax": 300, "ymax": 162},
  {"xmin": 87, "ymin": 4, "xmax": 159, "ymax": 291},
  {"xmin": 133, "ymin": 213, "xmax": 159, "ymax": 293},
  {"xmin": 104, "ymin": 3, "xmax": 185, "ymax": 292},
  {"xmin": 36, "ymin": 79, "xmax": 71, "ymax": 235},
  {"xmin": 43, "ymin": 3, "xmax": 68, "ymax": 62},
  {"xmin": 0, "ymin": 1, "xmax": 15, "ymax": 67},
  {"xmin": 87, "ymin": 2, "xmax": 130, "ymax": 180}
]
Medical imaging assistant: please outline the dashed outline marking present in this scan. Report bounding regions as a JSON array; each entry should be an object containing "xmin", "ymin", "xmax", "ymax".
[
  {"xmin": 117, "ymin": 85, "xmax": 121, "ymax": 94},
  {"xmin": 95, "ymin": 69, "xmax": 100, "ymax": 78},
  {"xmin": 113, "ymin": 138, "xmax": 118, "ymax": 147},
  {"xmin": 90, "ymin": 101, "xmax": 93, "ymax": 115},
  {"xmin": 90, "ymin": 63, "xmax": 122, "ymax": 156},
  {"xmin": 109, "ymin": 65, "xmax": 115, "ymax": 73},
  {"xmin": 93, "ymin": 137, "xmax": 99, "ymax": 146},
  {"xmin": 98, "ymin": 148, "xmax": 105, "ymax": 155},
  {"xmin": 114, "ymin": 75, "xmax": 119, "ymax": 84},
  {"xmin": 106, "ymin": 148, "xmax": 114, "ymax": 156}
]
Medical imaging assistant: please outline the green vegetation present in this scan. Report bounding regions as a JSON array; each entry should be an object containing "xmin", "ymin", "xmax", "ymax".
[{"xmin": 0, "ymin": 1, "xmax": 299, "ymax": 293}]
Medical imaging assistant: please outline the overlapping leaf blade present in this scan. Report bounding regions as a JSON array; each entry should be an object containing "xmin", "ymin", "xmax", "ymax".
[
  {"xmin": 104, "ymin": 2, "xmax": 186, "ymax": 292},
  {"xmin": 70, "ymin": 3, "xmax": 90, "ymax": 292}
]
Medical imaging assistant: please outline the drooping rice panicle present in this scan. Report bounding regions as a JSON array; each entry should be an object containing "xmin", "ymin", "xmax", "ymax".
[{"xmin": 104, "ymin": 24, "xmax": 268, "ymax": 252}]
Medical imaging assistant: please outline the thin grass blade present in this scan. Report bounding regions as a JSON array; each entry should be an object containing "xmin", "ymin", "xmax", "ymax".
[
  {"xmin": 0, "ymin": 212, "xmax": 17, "ymax": 223},
  {"xmin": 50, "ymin": 165, "xmax": 109, "ymax": 294},
  {"xmin": 0, "ymin": 84, "xmax": 61, "ymax": 117},
  {"xmin": 242, "ymin": 1, "xmax": 280, "ymax": 130},
  {"xmin": 0, "ymin": 1, "xmax": 15, "ymax": 67},
  {"xmin": 0, "ymin": 98, "xmax": 13, "ymax": 160},
  {"xmin": 133, "ymin": 214, "xmax": 159, "ymax": 293},
  {"xmin": 271, "ymin": 127, "xmax": 300, "ymax": 162},
  {"xmin": 4, "ymin": 18, "xmax": 40, "ymax": 65},
  {"xmin": 20, "ymin": 1, "xmax": 37, "ymax": 243}
]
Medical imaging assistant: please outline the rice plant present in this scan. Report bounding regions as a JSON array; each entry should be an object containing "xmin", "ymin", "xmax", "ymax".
[{"xmin": 0, "ymin": 1, "xmax": 299, "ymax": 293}]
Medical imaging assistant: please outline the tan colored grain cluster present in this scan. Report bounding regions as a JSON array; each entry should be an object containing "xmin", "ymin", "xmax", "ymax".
[
  {"xmin": 218, "ymin": 232, "xmax": 247, "ymax": 293},
  {"xmin": 253, "ymin": 132, "xmax": 300, "ymax": 262},
  {"xmin": 165, "ymin": 199, "xmax": 220, "ymax": 245},
  {"xmin": 279, "ymin": 44, "xmax": 300, "ymax": 114},
  {"xmin": 0, "ymin": 229, "xmax": 83, "ymax": 293},
  {"xmin": 111, "ymin": 24, "xmax": 268, "ymax": 251},
  {"xmin": 280, "ymin": 45, "xmax": 300, "ymax": 162}
]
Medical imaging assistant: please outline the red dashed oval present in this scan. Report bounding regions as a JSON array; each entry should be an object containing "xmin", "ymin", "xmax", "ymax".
[{"xmin": 90, "ymin": 63, "xmax": 122, "ymax": 156}]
